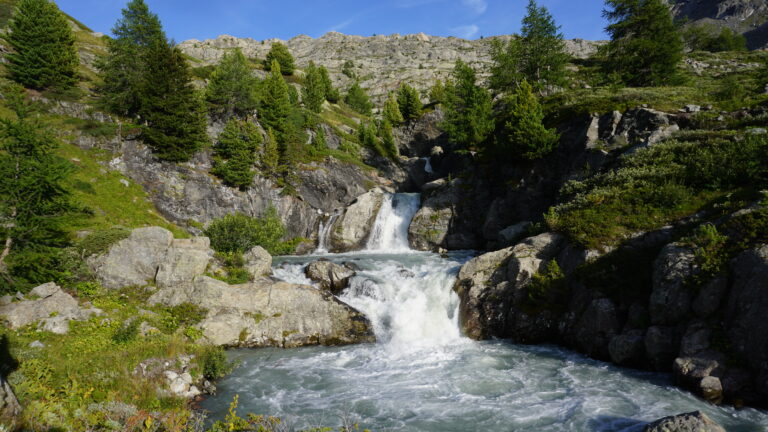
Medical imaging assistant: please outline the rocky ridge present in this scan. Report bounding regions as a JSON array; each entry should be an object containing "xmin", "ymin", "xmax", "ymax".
[
  {"xmin": 671, "ymin": 0, "xmax": 768, "ymax": 49},
  {"xmin": 179, "ymin": 33, "xmax": 603, "ymax": 104}
]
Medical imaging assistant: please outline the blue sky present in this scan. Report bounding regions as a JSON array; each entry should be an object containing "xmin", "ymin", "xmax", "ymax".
[{"xmin": 55, "ymin": 0, "xmax": 609, "ymax": 42}]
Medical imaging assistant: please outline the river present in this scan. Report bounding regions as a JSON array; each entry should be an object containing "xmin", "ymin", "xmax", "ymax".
[{"xmin": 201, "ymin": 193, "xmax": 768, "ymax": 431}]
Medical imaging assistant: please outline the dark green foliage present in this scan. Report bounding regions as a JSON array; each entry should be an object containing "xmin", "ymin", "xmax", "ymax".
[
  {"xmin": 342, "ymin": 60, "xmax": 356, "ymax": 79},
  {"xmin": 382, "ymin": 92, "xmax": 404, "ymax": 126},
  {"xmin": 397, "ymin": 83, "xmax": 423, "ymax": 122},
  {"xmin": 260, "ymin": 61, "xmax": 291, "ymax": 143},
  {"xmin": 204, "ymin": 208, "xmax": 297, "ymax": 255},
  {"xmin": 429, "ymin": 79, "xmax": 446, "ymax": 105},
  {"xmin": 494, "ymin": 80, "xmax": 559, "ymax": 160},
  {"xmin": 302, "ymin": 61, "xmax": 325, "ymax": 113},
  {"xmin": 319, "ymin": 66, "xmax": 340, "ymax": 103},
  {"xmin": 4, "ymin": 0, "xmax": 78, "ymax": 90},
  {"xmin": 313, "ymin": 126, "xmax": 327, "ymax": 150},
  {"xmin": 201, "ymin": 347, "xmax": 233, "ymax": 380},
  {"xmin": 139, "ymin": 39, "xmax": 209, "ymax": 162},
  {"xmin": 97, "ymin": 0, "xmax": 165, "ymax": 117},
  {"xmin": 212, "ymin": 119, "xmax": 262, "ymax": 189},
  {"xmin": 441, "ymin": 60, "xmax": 494, "ymax": 151},
  {"xmin": 601, "ymin": 0, "xmax": 684, "ymax": 87},
  {"xmin": 526, "ymin": 260, "xmax": 567, "ymax": 310},
  {"xmin": 112, "ymin": 319, "xmax": 140, "ymax": 344},
  {"xmin": 685, "ymin": 25, "xmax": 747, "ymax": 52},
  {"xmin": 546, "ymin": 133, "xmax": 768, "ymax": 248},
  {"xmin": 687, "ymin": 223, "xmax": 728, "ymax": 281},
  {"xmin": 490, "ymin": 0, "xmax": 568, "ymax": 94},
  {"xmin": 264, "ymin": 42, "xmax": 295, "ymax": 75},
  {"xmin": 205, "ymin": 48, "xmax": 259, "ymax": 120},
  {"xmin": 378, "ymin": 119, "xmax": 399, "ymax": 159},
  {"xmin": 357, "ymin": 121, "xmax": 379, "ymax": 153},
  {"xmin": 262, "ymin": 128, "xmax": 279, "ymax": 175},
  {"xmin": 0, "ymin": 85, "xmax": 74, "ymax": 292},
  {"xmin": 161, "ymin": 302, "xmax": 208, "ymax": 332},
  {"xmin": 715, "ymin": 74, "xmax": 746, "ymax": 108},
  {"xmin": 345, "ymin": 82, "xmax": 373, "ymax": 116}
]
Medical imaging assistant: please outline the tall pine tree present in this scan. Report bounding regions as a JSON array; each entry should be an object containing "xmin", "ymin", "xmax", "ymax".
[
  {"xmin": 139, "ymin": 39, "xmax": 208, "ymax": 162},
  {"xmin": 205, "ymin": 48, "xmax": 259, "ymax": 120},
  {"xmin": 319, "ymin": 66, "xmax": 340, "ymax": 103},
  {"xmin": 441, "ymin": 60, "xmax": 494, "ymax": 151},
  {"xmin": 98, "ymin": 0, "xmax": 165, "ymax": 117},
  {"xmin": 302, "ymin": 61, "xmax": 326, "ymax": 113},
  {"xmin": 490, "ymin": 0, "xmax": 568, "ymax": 94},
  {"xmin": 4, "ymin": 0, "xmax": 79, "ymax": 90},
  {"xmin": 0, "ymin": 85, "xmax": 74, "ymax": 290},
  {"xmin": 260, "ymin": 60, "xmax": 292, "ymax": 144},
  {"xmin": 212, "ymin": 119, "xmax": 262, "ymax": 189},
  {"xmin": 602, "ymin": 0, "xmax": 683, "ymax": 87},
  {"xmin": 382, "ymin": 92, "xmax": 404, "ymax": 126},
  {"xmin": 265, "ymin": 42, "xmax": 295, "ymax": 75},
  {"xmin": 397, "ymin": 83, "xmax": 423, "ymax": 122},
  {"xmin": 345, "ymin": 82, "xmax": 373, "ymax": 116},
  {"xmin": 494, "ymin": 80, "xmax": 559, "ymax": 160}
]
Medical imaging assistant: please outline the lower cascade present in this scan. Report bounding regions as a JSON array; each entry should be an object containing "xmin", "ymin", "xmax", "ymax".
[{"xmin": 202, "ymin": 194, "xmax": 768, "ymax": 431}]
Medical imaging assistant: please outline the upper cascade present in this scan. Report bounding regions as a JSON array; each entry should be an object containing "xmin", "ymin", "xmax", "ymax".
[{"xmin": 365, "ymin": 193, "xmax": 421, "ymax": 253}]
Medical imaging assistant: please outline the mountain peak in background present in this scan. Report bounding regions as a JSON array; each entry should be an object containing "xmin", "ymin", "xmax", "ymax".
[{"xmin": 671, "ymin": 0, "xmax": 768, "ymax": 48}]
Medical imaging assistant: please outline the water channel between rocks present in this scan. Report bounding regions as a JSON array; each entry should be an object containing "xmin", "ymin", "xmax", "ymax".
[{"xmin": 201, "ymin": 193, "xmax": 768, "ymax": 431}]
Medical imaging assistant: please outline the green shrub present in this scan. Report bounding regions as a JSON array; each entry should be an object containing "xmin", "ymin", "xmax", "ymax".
[
  {"xmin": 112, "ymin": 319, "xmax": 139, "ymax": 344},
  {"xmin": 201, "ymin": 347, "xmax": 233, "ymax": 380},
  {"xmin": 161, "ymin": 302, "xmax": 208, "ymax": 333},
  {"xmin": 204, "ymin": 207, "xmax": 298, "ymax": 255},
  {"xmin": 77, "ymin": 227, "xmax": 131, "ymax": 257},
  {"xmin": 526, "ymin": 260, "xmax": 567, "ymax": 310}
]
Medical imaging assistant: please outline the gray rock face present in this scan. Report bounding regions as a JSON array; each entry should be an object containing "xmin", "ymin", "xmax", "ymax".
[
  {"xmin": 454, "ymin": 233, "xmax": 565, "ymax": 340},
  {"xmin": 643, "ymin": 411, "xmax": 725, "ymax": 432},
  {"xmin": 89, "ymin": 227, "xmax": 214, "ymax": 290},
  {"xmin": 305, "ymin": 260, "xmax": 356, "ymax": 294},
  {"xmin": 329, "ymin": 190, "xmax": 384, "ymax": 252},
  {"xmin": 671, "ymin": 0, "xmax": 768, "ymax": 49},
  {"xmin": 609, "ymin": 330, "xmax": 646, "ymax": 366},
  {"xmin": 148, "ymin": 276, "xmax": 374, "ymax": 348},
  {"xmin": 0, "ymin": 283, "xmax": 101, "ymax": 334},
  {"xmin": 179, "ymin": 33, "xmax": 604, "ymax": 105},
  {"xmin": 650, "ymin": 244, "xmax": 697, "ymax": 325},
  {"xmin": 243, "ymin": 246, "xmax": 272, "ymax": 278}
]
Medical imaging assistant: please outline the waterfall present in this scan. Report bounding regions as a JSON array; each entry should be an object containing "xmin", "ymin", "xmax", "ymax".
[
  {"xmin": 315, "ymin": 211, "xmax": 340, "ymax": 254},
  {"xmin": 365, "ymin": 193, "xmax": 421, "ymax": 252},
  {"xmin": 422, "ymin": 157, "xmax": 434, "ymax": 174}
]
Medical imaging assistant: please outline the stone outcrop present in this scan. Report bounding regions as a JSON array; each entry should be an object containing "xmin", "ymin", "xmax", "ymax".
[
  {"xmin": 0, "ymin": 283, "xmax": 102, "ymax": 334},
  {"xmin": 133, "ymin": 355, "xmax": 209, "ymax": 400},
  {"xmin": 243, "ymin": 246, "xmax": 272, "ymax": 278},
  {"xmin": 671, "ymin": 0, "xmax": 768, "ymax": 49},
  {"xmin": 329, "ymin": 190, "xmax": 384, "ymax": 252},
  {"xmin": 643, "ymin": 411, "xmax": 725, "ymax": 432},
  {"xmin": 88, "ymin": 227, "xmax": 212, "ymax": 290},
  {"xmin": 0, "ymin": 376, "xmax": 21, "ymax": 420},
  {"xmin": 304, "ymin": 260, "xmax": 356, "ymax": 294},
  {"xmin": 179, "ymin": 33, "xmax": 604, "ymax": 105},
  {"xmin": 149, "ymin": 276, "xmax": 374, "ymax": 348}
]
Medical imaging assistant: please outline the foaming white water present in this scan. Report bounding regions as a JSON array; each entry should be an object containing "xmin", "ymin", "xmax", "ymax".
[
  {"xmin": 422, "ymin": 157, "xmax": 434, "ymax": 174},
  {"xmin": 315, "ymin": 212, "xmax": 340, "ymax": 254},
  {"xmin": 365, "ymin": 193, "xmax": 421, "ymax": 252}
]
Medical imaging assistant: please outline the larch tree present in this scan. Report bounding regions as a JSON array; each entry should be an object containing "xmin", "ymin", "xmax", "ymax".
[
  {"xmin": 302, "ymin": 61, "xmax": 326, "ymax": 113},
  {"xmin": 205, "ymin": 48, "xmax": 259, "ymax": 120},
  {"xmin": 441, "ymin": 60, "xmax": 494, "ymax": 152},
  {"xmin": 259, "ymin": 60, "xmax": 292, "ymax": 144},
  {"xmin": 397, "ymin": 83, "xmax": 423, "ymax": 122},
  {"xmin": 212, "ymin": 119, "xmax": 262, "ymax": 189},
  {"xmin": 382, "ymin": 92, "xmax": 404, "ymax": 126},
  {"xmin": 4, "ymin": 0, "xmax": 79, "ymax": 90},
  {"xmin": 494, "ymin": 80, "xmax": 559, "ymax": 161},
  {"xmin": 345, "ymin": 82, "xmax": 373, "ymax": 116},
  {"xmin": 265, "ymin": 42, "xmax": 295, "ymax": 75}
]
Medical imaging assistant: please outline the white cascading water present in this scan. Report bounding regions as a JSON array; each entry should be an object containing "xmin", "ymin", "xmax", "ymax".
[
  {"xmin": 314, "ymin": 211, "xmax": 340, "ymax": 254},
  {"xmin": 422, "ymin": 156, "xmax": 434, "ymax": 174},
  {"xmin": 205, "ymin": 192, "xmax": 768, "ymax": 432},
  {"xmin": 365, "ymin": 193, "xmax": 421, "ymax": 252}
]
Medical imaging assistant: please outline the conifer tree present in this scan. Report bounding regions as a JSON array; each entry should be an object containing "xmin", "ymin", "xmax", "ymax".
[
  {"xmin": 429, "ymin": 79, "xmax": 446, "ymax": 105},
  {"xmin": 262, "ymin": 128, "xmax": 279, "ymax": 175},
  {"xmin": 602, "ymin": 0, "xmax": 683, "ymax": 87},
  {"xmin": 139, "ymin": 39, "xmax": 208, "ymax": 162},
  {"xmin": 212, "ymin": 119, "xmax": 262, "ymax": 189},
  {"xmin": 319, "ymin": 66, "xmax": 340, "ymax": 103},
  {"xmin": 205, "ymin": 48, "xmax": 259, "ymax": 120},
  {"xmin": 302, "ymin": 61, "xmax": 326, "ymax": 113},
  {"xmin": 265, "ymin": 42, "xmax": 295, "ymax": 75},
  {"xmin": 490, "ymin": 0, "xmax": 568, "ymax": 94},
  {"xmin": 441, "ymin": 60, "xmax": 494, "ymax": 151},
  {"xmin": 313, "ymin": 126, "xmax": 327, "ymax": 150},
  {"xmin": 260, "ymin": 60, "xmax": 291, "ymax": 143},
  {"xmin": 0, "ymin": 85, "xmax": 73, "ymax": 290},
  {"xmin": 98, "ymin": 0, "xmax": 165, "ymax": 117},
  {"xmin": 495, "ymin": 80, "xmax": 559, "ymax": 160},
  {"xmin": 382, "ymin": 92, "xmax": 404, "ymax": 126},
  {"xmin": 378, "ymin": 119, "xmax": 399, "ymax": 159},
  {"xmin": 397, "ymin": 83, "xmax": 423, "ymax": 122},
  {"xmin": 5, "ymin": 0, "xmax": 79, "ymax": 90},
  {"xmin": 345, "ymin": 82, "xmax": 373, "ymax": 116}
]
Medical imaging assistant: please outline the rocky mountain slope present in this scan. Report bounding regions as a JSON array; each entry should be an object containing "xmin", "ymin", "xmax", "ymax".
[
  {"xmin": 671, "ymin": 0, "xmax": 768, "ymax": 48},
  {"xmin": 179, "ymin": 33, "xmax": 602, "ymax": 104}
]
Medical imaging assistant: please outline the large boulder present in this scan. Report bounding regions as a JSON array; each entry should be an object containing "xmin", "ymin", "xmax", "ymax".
[
  {"xmin": 329, "ymin": 190, "xmax": 384, "ymax": 252},
  {"xmin": 0, "ymin": 283, "xmax": 101, "ymax": 334},
  {"xmin": 454, "ymin": 233, "xmax": 564, "ymax": 340},
  {"xmin": 148, "ymin": 276, "xmax": 374, "ymax": 348},
  {"xmin": 89, "ymin": 227, "xmax": 214, "ymax": 290},
  {"xmin": 304, "ymin": 260, "xmax": 356, "ymax": 294},
  {"xmin": 0, "ymin": 377, "xmax": 20, "ymax": 420},
  {"xmin": 88, "ymin": 227, "xmax": 174, "ymax": 289},
  {"xmin": 643, "ymin": 411, "xmax": 725, "ymax": 432},
  {"xmin": 243, "ymin": 246, "xmax": 272, "ymax": 278},
  {"xmin": 649, "ymin": 244, "xmax": 697, "ymax": 325}
]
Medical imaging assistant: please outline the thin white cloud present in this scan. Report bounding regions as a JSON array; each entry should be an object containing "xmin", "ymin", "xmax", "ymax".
[
  {"xmin": 461, "ymin": 0, "xmax": 487, "ymax": 15},
  {"xmin": 452, "ymin": 24, "xmax": 479, "ymax": 39},
  {"xmin": 327, "ymin": 18, "xmax": 355, "ymax": 33}
]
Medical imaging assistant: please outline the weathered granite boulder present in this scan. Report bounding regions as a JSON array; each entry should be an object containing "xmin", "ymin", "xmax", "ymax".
[
  {"xmin": 0, "ymin": 283, "xmax": 101, "ymax": 334},
  {"xmin": 88, "ymin": 227, "xmax": 174, "ymax": 289},
  {"xmin": 329, "ymin": 190, "xmax": 384, "ymax": 252},
  {"xmin": 650, "ymin": 244, "xmax": 697, "ymax": 325},
  {"xmin": 453, "ymin": 233, "xmax": 565, "ymax": 340},
  {"xmin": 243, "ymin": 246, "xmax": 272, "ymax": 278},
  {"xmin": 156, "ymin": 237, "xmax": 213, "ymax": 289},
  {"xmin": 643, "ymin": 411, "xmax": 725, "ymax": 432},
  {"xmin": 148, "ymin": 276, "xmax": 374, "ymax": 348},
  {"xmin": 305, "ymin": 260, "xmax": 356, "ymax": 294},
  {"xmin": 609, "ymin": 330, "xmax": 646, "ymax": 367}
]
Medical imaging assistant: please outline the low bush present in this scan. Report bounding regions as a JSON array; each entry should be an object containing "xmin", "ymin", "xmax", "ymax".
[{"xmin": 205, "ymin": 208, "xmax": 299, "ymax": 256}]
